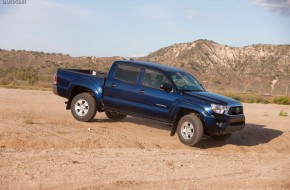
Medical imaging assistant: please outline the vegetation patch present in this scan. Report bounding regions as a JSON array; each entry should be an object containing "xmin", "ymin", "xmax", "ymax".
[
  {"xmin": 220, "ymin": 92, "xmax": 290, "ymax": 105},
  {"xmin": 273, "ymin": 96, "xmax": 290, "ymax": 105},
  {"xmin": 279, "ymin": 110, "xmax": 288, "ymax": 117},
  {"xmin": 23, "ymin": 111, "xmax": 35, "ymax": 125}
]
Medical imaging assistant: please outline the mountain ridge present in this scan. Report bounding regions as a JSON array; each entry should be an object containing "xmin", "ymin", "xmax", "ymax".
[
  {"xmin": 0, "ymin": 39, "xmax": 289, "ymax": 95},
  {"xmin": 140, "ymin": 39, "xmax": 290, "ymax": 95}
]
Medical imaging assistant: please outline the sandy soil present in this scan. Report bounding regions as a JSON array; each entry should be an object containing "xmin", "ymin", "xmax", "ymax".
[{"xmin": 0, "ymin": 88, "xmax": 290, "ymax": 190}]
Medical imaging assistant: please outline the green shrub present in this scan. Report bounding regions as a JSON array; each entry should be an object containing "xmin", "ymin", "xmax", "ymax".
[
  {"xmin": 12, "ymin": 68, "xmax": 38, "ymax": 81},
  {"xmin": 23, "ymin": 111, "xmax": 34, "ymax": 125},
  {"xmin": 0, "ymin": 68, "xmax": 13, "ymax": 77},
  {"xmin": 28, "ymin": 78, "xmax": 37, "ymax": 86},
  {"xmin": 220, "ymin": 92, "xmax": 289, "ymax": 105},
  {"xmin": 244, "ymin": 95, "xmax": 255, "ymax": 103},
  {"xmin": 244, "ymin": 96, "xmax": 269, "ymax": 104},
  {"xmin": 279, "ymin": 110, "xmax": 288, "ymax": 117},
  {"xmin": 255, "ymin": 98, "xmax": 269, "ymax": 104},
  {"xmin": 0, "ymin": 78, "xmax": 10, "ymax": 85},
  {"xmin": 273, "ymin": 96, "xmax": 290, "ymax": 105}
]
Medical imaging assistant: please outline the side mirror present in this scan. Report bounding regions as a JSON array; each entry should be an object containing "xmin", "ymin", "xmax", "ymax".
[{"xmin": 160, "ymin": 83, "xmax": 172, "ymax": 92}]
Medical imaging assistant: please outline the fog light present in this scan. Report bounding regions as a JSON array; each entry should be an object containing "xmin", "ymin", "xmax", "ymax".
[{"xmin": 216, "ymin": 122, "xmax": 223, "ymax": 127}]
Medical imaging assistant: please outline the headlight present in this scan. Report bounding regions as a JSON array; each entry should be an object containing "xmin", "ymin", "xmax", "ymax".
[{"xmin": 211, "ymin": 104, "xmax": 227, "ymax": 114}]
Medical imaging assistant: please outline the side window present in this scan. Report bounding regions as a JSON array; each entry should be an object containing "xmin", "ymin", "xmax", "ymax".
[
  {"xmin": 171, "ymin": 74, "xmax": 188, "ymax": 88},
  {"xmin": 142, "ymin": 69, "xmax": 168, "ymax": 89},
  {"xmin": 114, "ymin": 64, "xmax": 140, "ymax": 84}
]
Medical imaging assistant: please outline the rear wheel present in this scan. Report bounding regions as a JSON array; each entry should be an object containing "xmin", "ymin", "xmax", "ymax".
[
  {"xmin": 177, "ymin": 113, "xmax": 203, "ymax": 147},
  {"xmin": 71, "ymin": 93, "xmax": 97, "ymax": 122},
  {"xmin": 211, "ymin": 134, "xmax": 232, "ymax": 141},
  {"xmin": 105, "ymin": 110, "xmax": 127, "ymax": 121}
]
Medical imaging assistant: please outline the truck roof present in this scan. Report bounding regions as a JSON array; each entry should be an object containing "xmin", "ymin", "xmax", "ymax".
[{"xmin": 116, "ymin": 60, "xmax": 185, "ymax": 73}]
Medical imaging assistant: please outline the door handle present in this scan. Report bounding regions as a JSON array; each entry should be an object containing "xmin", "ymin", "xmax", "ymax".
[
  {"xmin": 110, "ymin": 83, "xmax": 116, "ymax": 87},
  {"xmin": 139, "ymin": 90, "xmax": 145, "ymax": 94}
]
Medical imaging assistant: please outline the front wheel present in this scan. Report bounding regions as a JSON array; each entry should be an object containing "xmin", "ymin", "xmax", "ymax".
[
  {"xmin": 177, "ymin": 114, "xmax": 204, "ymax": 147},
  {"xmin": 71, "ymin": 93, "xmax": 97, "ymax": 122},
  {"xmin": 105, "ymin": 111, "xmax": 127, "ymax": 121},
  {"xmin": 211, "ymin": 134, "xmax": 232, "ymax": 141}
]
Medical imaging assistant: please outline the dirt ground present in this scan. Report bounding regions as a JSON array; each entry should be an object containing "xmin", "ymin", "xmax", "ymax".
[{"xmin": 0, "ymin": 88, "xmax": 290, "ymax": 190}]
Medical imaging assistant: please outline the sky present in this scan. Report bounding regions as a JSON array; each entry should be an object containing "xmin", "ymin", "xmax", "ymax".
[{"xmin": 0, "ymin": 0, "xmax": 290, "ymax": 57}]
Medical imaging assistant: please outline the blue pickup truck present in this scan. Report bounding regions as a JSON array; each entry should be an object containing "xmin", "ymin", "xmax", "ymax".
[{"xmin": 53, "ymin": 60, "xmax": 245, "ymax": 146}]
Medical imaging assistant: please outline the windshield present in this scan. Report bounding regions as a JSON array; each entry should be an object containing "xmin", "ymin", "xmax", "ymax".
[{"xmin": 169, "ymin": 72, "xmax": 205, "ymax": 92}]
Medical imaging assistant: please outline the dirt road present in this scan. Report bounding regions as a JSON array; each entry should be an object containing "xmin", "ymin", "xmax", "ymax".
[{"xmin": 0, "ymin": 88, "xmax": 289, "ymax": 189}]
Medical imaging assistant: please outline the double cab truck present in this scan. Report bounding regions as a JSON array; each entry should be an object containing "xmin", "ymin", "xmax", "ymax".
[{"xmin": 52, "ymin": 60, "xmax": 245, "ymax": 146}]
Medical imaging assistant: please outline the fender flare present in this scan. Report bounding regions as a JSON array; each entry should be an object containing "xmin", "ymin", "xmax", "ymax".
[
  {"xmin": 169, "ymin": 102, "xmax": 208, "ymax": 136},
  {"xmin": 66, "ymin": 79, "xmax": 103, "ymax": 109}
]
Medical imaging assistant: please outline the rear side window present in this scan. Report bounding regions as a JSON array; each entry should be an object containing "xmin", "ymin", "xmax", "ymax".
[{"xmin": 114, "ymin": 64, "xmax": 140, "ymax": 84}]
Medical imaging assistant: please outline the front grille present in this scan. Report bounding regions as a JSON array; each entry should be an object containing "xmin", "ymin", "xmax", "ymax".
[{"xmin": 228, "ymin": 106, "xmax": 243, "ymax": 115}]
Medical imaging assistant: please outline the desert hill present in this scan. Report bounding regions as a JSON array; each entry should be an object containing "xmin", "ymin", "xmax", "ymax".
[
  {"xmin": 0, "ymin": 49, "xmax": 122, "ymax": 88},
  {"xmin": 0, "ymin": 40, "xmax": 289, "ymax": 95},
  {"xmin": 140, "ymin": 40, "xmax": 290, "ymax": 95}
]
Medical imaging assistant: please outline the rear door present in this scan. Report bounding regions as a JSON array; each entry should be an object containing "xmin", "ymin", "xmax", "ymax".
[{"xmin": 103, "ymin": 63, "xmax": 142, "ymax": 114}]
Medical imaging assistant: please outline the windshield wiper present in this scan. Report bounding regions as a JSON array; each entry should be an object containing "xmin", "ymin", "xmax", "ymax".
[{"xmin": 180, "ymin": 89, "xmax": 194, "ymax": 92}]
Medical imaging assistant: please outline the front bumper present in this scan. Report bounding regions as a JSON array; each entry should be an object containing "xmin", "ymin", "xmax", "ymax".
[{"xmin": 203, "ymin": 114, "xmax": 245, "ymax": 136}]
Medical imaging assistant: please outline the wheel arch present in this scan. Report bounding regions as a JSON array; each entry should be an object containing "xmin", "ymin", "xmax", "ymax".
[
  {"xmin": 170, "ymin": 107, "xmax": 205, "ymax": 136},
  {"xmin": 66, "ymin": 85, "xmax": 98, "ymax": 110}
]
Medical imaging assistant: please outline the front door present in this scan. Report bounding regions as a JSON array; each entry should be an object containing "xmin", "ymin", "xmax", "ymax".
[{"xmin": 136, "ymin": 68, "xmax": 179, "ymax": 122}]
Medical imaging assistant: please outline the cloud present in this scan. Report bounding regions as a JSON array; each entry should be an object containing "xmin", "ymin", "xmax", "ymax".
[{"xmin": 251, "ymin": 0, "xmax": 290, "ymax": 16}]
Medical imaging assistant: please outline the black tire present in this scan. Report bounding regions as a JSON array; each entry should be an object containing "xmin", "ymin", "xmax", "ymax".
[
  {"xmin": 71, "ymin": 93, "xmax": 97, "ymax": 122},
  {"xmin": 211, "ymin": 134, "xmax": 232, "ymax": 141},
  {"xmin": 177, "ymin": 113, "xmax": 204, "ymax": 147},
  {"xmin": 105, "ymin": 110, "xmax": 127, "ymax": 121}
]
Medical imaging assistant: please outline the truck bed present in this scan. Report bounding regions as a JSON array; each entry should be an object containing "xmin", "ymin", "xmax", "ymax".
[
  {"xmin": 54, "ymin": 68, "xmax": 107, "ymax": 99},
  {"xmin": 64, "ymin": 69, "xmax": 107, "ymax": 78}
]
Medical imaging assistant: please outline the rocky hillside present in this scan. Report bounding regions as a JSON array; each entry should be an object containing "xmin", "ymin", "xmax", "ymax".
[
  {"xmin": 140, "ymin": 40, "xmax": 290, "ymax": 95},
  {"xmin": 0, "ymin": 40, "xmax": 289, "ymax": 95},
  {"xmin": 0, "ymin": 49, "xmax": 123, "ymax": 88}
]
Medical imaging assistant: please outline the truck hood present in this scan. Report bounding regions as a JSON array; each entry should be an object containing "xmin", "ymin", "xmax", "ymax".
[{"xmin": 183, "ymin": 91, "xmax": 241, "ymax": 106}]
